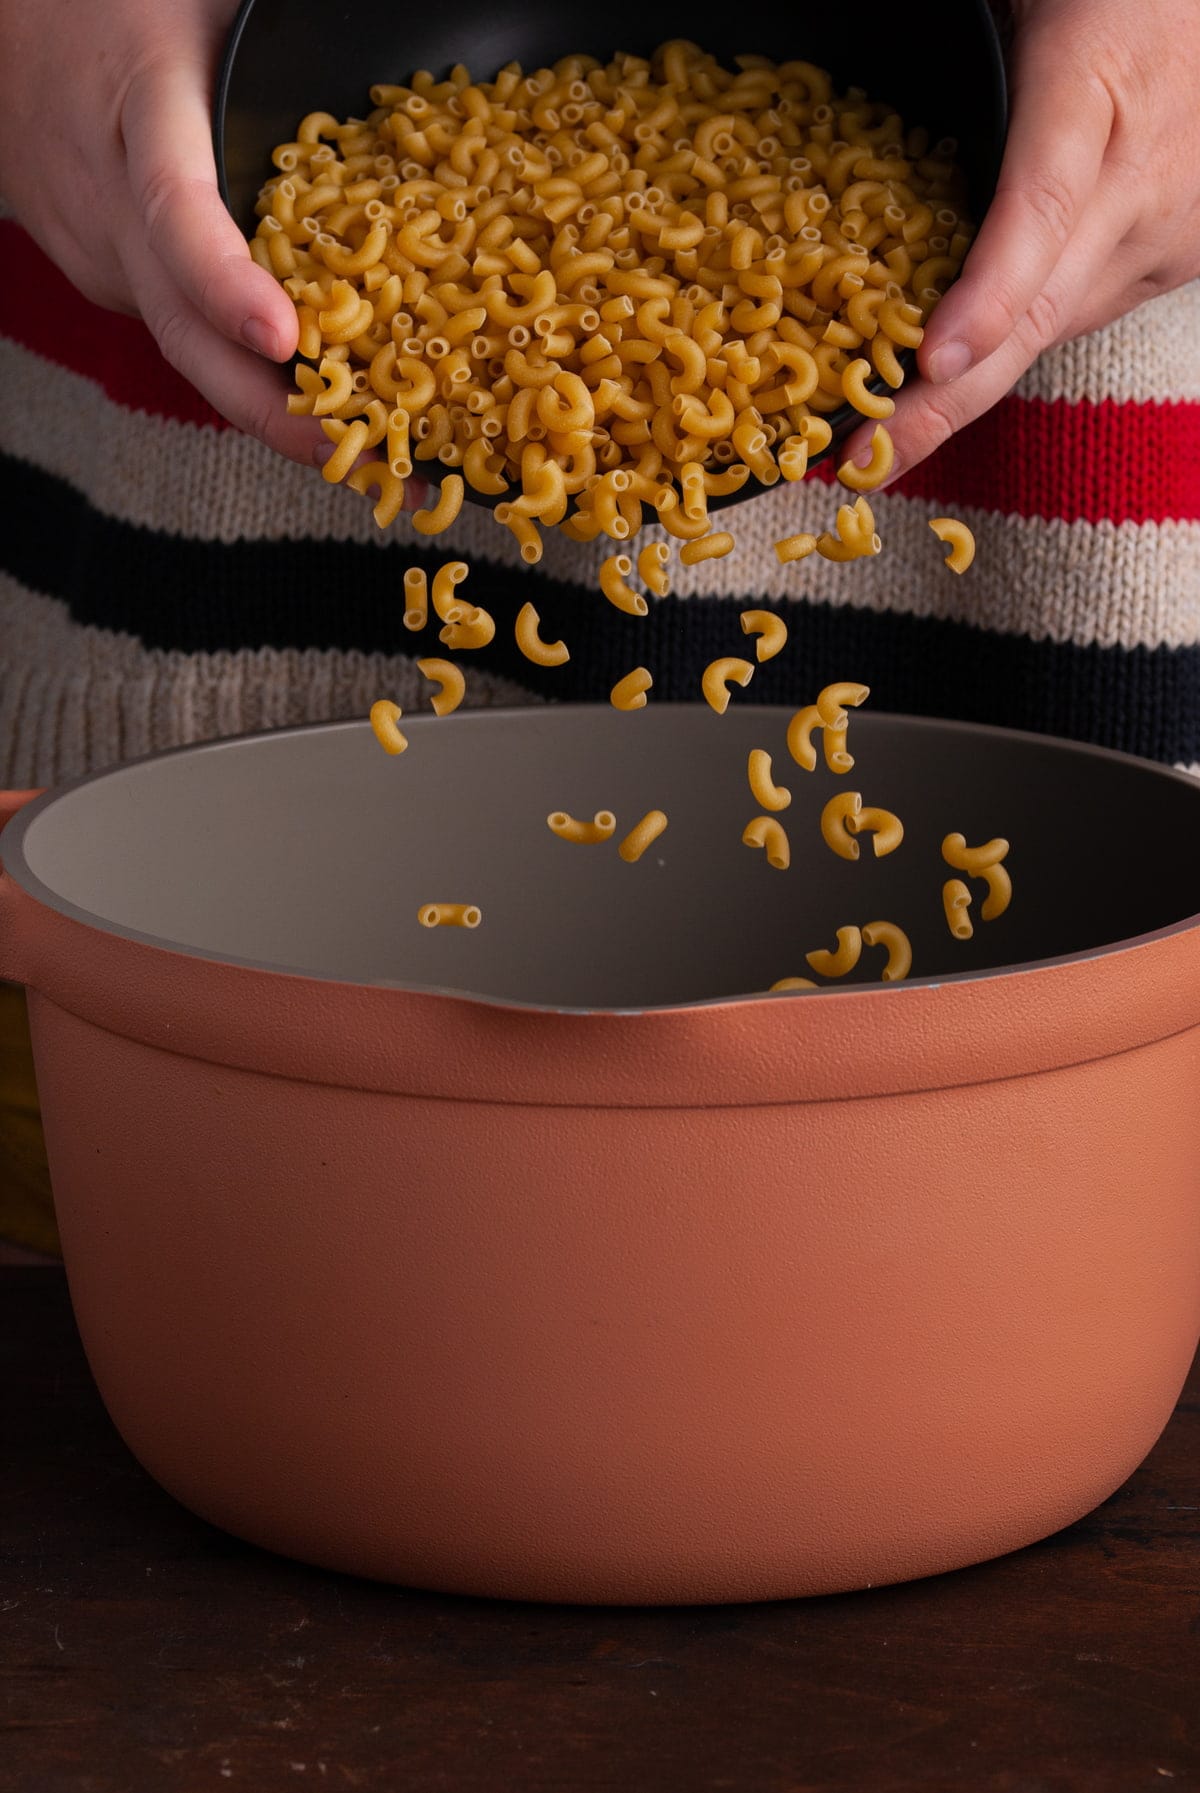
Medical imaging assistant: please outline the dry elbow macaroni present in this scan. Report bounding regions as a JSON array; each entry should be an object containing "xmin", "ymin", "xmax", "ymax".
[
  {"xmin": 255, "ymin": 40, "xmax": 973, "ymax": 555},
  {"xmin": 294, "ymin": 47, "xmax": 1010, "ymax": 968}
]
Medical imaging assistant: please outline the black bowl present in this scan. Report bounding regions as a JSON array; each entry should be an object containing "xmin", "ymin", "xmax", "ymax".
[{"xmin": 214, "ymin": 1, "xmax": 1008, "ymax": 511}]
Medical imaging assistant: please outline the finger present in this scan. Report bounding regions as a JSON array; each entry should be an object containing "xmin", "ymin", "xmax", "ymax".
[
  {"xmin": 119, "ymin": 58, "xmax": 298, "ymax": 363},
  {"xmin": 846, "ymin": 223, "xmax": 1118, "ymax": 481},
  {"xmin": 127, "ymin": 244, "xmax": 324, "ymax": 464},
  {"xmin": 918, "ymin": 33, "xmax": 1113, "ymax": 386}
]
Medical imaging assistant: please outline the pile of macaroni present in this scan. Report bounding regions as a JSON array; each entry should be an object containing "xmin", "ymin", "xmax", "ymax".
[
  {"xmin": 253, "ymin": 37, "xmax": 975, "ymax": 543},
  {"xmin": 252, "ymin": 41, "xmax": 1007, "ymax": 982}
]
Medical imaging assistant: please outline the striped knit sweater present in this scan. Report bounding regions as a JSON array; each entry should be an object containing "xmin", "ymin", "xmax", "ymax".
[{"xmin": 1, "ymin": 218, "xmax": 1198, "ymax": 787}]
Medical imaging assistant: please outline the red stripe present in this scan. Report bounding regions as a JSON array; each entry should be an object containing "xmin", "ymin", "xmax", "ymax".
[
  {"xmin": 936, "ymin": 392, "xmax": 1200, "ymax": 524},
  {"xmin": 814, "ymin": 391, "xmax": 1200, "ymax": 524},
  {"xmin": 5, "ymin": 219, "xmax": 1199, "ymax": 524},
  {"xmin": 0, "ymin": 221, "xmax": 228, "ymax": 431}
]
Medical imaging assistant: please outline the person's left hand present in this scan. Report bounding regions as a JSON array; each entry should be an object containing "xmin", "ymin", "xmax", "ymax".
[{"xmin": 841, "ymin": 0, "xmax": 1200, "ymax": 483}]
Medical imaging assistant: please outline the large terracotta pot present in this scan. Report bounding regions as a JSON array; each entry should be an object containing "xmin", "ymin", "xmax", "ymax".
[{"xmin": 2, "ymin": 705, "xmax": 1198, "ymax": 1604}]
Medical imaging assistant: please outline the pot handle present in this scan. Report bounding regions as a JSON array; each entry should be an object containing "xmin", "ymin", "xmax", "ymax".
[{"xmin": 0, "ymin": 789, "xmax": 46, "ymax": 987}]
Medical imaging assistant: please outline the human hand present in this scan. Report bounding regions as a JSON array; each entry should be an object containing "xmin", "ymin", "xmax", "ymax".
[
  {"xmin": 0, "ymin": 0, "xmax": 330, "ymax": 466},
  {"xmin": 842, "ymin": 0, "xmax": 1200, "ymax": 483}
]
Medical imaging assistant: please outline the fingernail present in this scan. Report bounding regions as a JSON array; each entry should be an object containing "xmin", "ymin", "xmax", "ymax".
[
  {"xmin": 242, "ymin": 316, "xmax": 279, "ymax": 358},
  {"xmin": 927, "ymin": 339, "xmax": 972, "ymax": 384},
  {"xmin": 312, "ymin": 442, "xmax": 336, "ymax": 468}
]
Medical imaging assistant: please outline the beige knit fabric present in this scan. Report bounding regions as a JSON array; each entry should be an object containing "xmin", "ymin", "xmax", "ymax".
[
  {"xmin": 1, "ymin": 283, "xmax": 1198, "ymax": 785},
  {"xmin": 0, "ymin": 576, "xmax": 537, "ymax": 787}
]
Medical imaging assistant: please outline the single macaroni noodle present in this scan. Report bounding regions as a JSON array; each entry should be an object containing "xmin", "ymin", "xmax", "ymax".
[
  {"xmin": 703, "ymin": 656, "xmax": 754, "ymax": 715},
  {"xmin": 618, "ymin": 810, "xmax": 669, "ymax": 862},
  {"xmin": 806, "ymin": 926, "xmax": 863, "ymax": 978},
  {"xmin": 861, "ymin": 920, "xmax": 913, "ymax": 982},
  {"xmin": 820, "ymin": 790, "xmax": 864, "ymax": 859},
  {"xmin": 548, "ymin": 810, "xmax": 617, "ymax": 843},
  {"xmin": 742, "ymin": 814, "xmax": 790, "ymax": 870},
  {"xmin": 402, "ymin": 566, "xmax": 428, "ymax": 631},
  {"xmin": 411, "ymin": 473, "xmax": 465, "ymax": 536},
  {"xmin": 418, "ymin": 902, "xmax": 482, "ymax": 928},
  {"xmin": 599, "ymin": 553, "xmax": 649, "ymax": 616},
  {"xmin": 369, "ymin": 699, "xmax": 408, "ymax": 755},
  {"xmin": 637, "ymin": 541, "xmax": 672, "ymax": 599},
  {"xmin": 515, "ymin": 602, "xmax": 569, "ymax": 666},
  {"xmin": 943, "ymin": 878, "xmax": 974, "ymax": 939},
  {"xmin": 747, "ymin": 749, "xmax": 791, "ymax": 812},
  {"xmin": 415, "ymin": 656, "xmax": 466, "ymax": 715},
  {"xmin": 929, "ymin": 516, "xmax": 975, "ymax": 573},
  {"xmin": 837, "ymin": 424, "xmax": 895, "ymax": 492},
  {"xmin": 740, "ymin": 610, "xmax": 788, "ymax": 663},
  {"xmin": 610, "ymin": 666, "xmax": 654, "ymax": 710},
  {"xmin": 847, "ymin": 803, "xmax": 905, "ymax": 857}
]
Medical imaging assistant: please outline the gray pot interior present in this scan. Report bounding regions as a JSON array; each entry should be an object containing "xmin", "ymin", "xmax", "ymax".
[{"xmin": 11, "ymin": 706, "xmax": 1200, "ymax": 1010}]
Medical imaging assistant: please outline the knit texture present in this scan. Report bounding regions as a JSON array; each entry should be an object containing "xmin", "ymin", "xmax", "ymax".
[{"xmin": 1, "ymin": 220, "xmax": 1198, "ymax": 785}]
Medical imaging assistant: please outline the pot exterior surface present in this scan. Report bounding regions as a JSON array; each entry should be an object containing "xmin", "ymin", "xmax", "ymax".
[{"xmin": 32, "ymin": 993, "xmax": 1200, "ymax": 1605}]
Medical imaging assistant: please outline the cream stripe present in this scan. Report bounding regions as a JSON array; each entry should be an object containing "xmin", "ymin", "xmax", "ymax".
[
  {"xmin": 3, "ymin": 338, "xmax": 1199, "ymax": 651},
  {"xmin": 665, "ymin": 484, "xmax": 1200, "ymax": 652},
  {"xmin": 0, "ymin": 577, "xmax": 539, "ymax": 789},
  {"xmin": 1013, "ymin": 281, "xmax": 1200, "ymax": 405},
  {"xmin": 0, "ymin": 337, "xmax": 619, "ymax": 583}
]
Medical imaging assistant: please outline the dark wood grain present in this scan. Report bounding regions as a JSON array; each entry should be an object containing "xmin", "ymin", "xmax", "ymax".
[{"xmin": 2, "ymin": 1266, "xmax": 1197, "ymax": 1793}]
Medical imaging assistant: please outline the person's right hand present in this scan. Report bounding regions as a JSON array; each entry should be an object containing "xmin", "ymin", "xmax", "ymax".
[{"xmin": 0, "ymin": 0, "xmax": 332, "ymax": 467}]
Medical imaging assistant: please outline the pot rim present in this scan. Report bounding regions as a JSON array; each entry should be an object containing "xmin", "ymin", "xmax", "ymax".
[{"xmin": 4, "ymin": 705, "xmax": 1200, "ymax": 1015}]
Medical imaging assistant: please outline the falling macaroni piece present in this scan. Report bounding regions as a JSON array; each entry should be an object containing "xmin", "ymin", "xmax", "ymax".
[
  {"xmin": 837, "ymin": 424, "xmax": 896, "ymax": 493},
  {"xmin": 599, "ymin": 554, "xmax": 649, "ymax": 617},
  {"xmin": 679, "ymin": 530, "xmax": 735, "ymax": 566},
  {"xmin": 836, "ymin": 499, "xmax": 877, "ymax": 553},
  {"xmin": 494, "ymin": 503, "xmax": 544, "ymax": 565},
  {"xmin": 786, "ymin": 703, "xmax": 827, "ymax": 772},
  {"xmin": 369, "ymin": 699, "xmax": 408, "ymax": 755},
  {"xmin": 774, "ymin": 532, "xmax": 818, "ymax": 565},
  {"xmin": 768, "ymin": 977, "xmax": 819, "ymax": 993},
  {"xmin": 415, "ymin": 657, "xmax": 466, "ymax": 716},
  {"xmin": 847, "ymin": 804, "xmax": 905, "ymax": 857},
  {"xmin": 929, "ymin": 516, "xmax": 976, "ymax": 573},
  {"xmin": 817, "ymin": 682, "xmax": 870, "ymax": 724},
  {"xmin": 610, "ymin": 667, "xmax": 653, "ymax": 711},
  {"xmin": 618, "ymin": 810, "xmax": 669, "ymax": 863},
  {"xmin": 817, "ymin": 681, "xmax": 869, "ymax": 772},
  {"xmin": 942, "ymin": 832, "xmax": 1009, "ymax": 874},
  {"xmin": 547, "ymin": 810, "xmax": 616, "ymax": 844},
  {"xmin": 702, "ymin": 656, "xmax": 755, "ymax": 715},
  {"xmin": 439, "ymin": 603, "xmax": 495, "ymax": 651},
  {"xmin": 430, "ymin": 560, "xmax": 470, "ymax": 621},
  {"xmin": 806, "ymin": 926, "xmax": 863, "ymax": 979},
  {"xmin": 943, "ymin": 878, "xmax": 974, "ymax": 939},
  {"xmin": 515, "ymin": 602, "xmax": 569, "ymax": 666},
  {"xmin": 402, "ymin": 566, "xmax": 428, "ymax": 632},
  {"xmin": 747, "ymin": 749, "xmax": 791, "ymax": 812},
  {"xmin": 740, "ymin": 610, "xmax": 788, "ymax": 663},
  {"xmin": 411, "ymin": 473, "xmax": 465, "ymax": 536},
  {"xmin": 637, "ymin": 541, "xmax": 671, "ymax": 599},
  {"xmin": 861, "ymin": 920, "xmax": 913, "ymax": 982},
  {"xmin": 820, "ymin": 791, "xmax": 864, "ymax": 860},
  {"xmin": 418, "ymin": 902, "xmax": 482, "ymax": 928},
  {"xmin": 979, "ymin": 862, "xmax": 1013, "ymax": 922},
  {"xmin": 742, "ymin": 814, "xmax": 790, "ymax": 870}
]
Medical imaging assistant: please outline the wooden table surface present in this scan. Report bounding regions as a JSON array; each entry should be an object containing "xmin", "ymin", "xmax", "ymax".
[{"xmin": 3, "ymin": 1265, "xmax": 1198, "ymax": 1793}]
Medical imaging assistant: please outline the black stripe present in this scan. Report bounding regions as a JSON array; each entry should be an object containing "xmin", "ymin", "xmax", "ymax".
[{"xmin": 4, "ymin": 451, "xmax": 1198, "ymax": 765}]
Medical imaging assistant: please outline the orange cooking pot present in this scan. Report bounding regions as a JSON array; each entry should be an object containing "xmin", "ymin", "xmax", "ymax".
[{"xmin": 2, "ymin": 704, "xmax": 1198, "ymax": 1605}]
